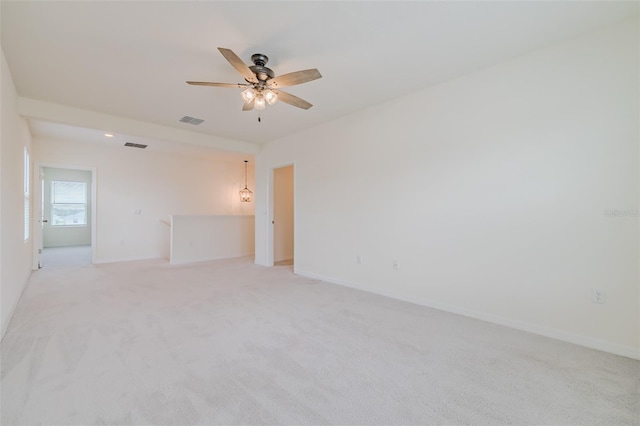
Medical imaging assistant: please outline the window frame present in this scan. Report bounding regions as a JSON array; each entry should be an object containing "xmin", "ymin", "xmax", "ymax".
[{"xmin": 50, "ymin": 180, "xmax": 88, "ymax": 227}]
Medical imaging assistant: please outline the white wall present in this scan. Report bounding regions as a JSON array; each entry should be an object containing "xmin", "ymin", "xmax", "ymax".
[
  {"xmin": 34, "ymin": 137, "xmax": 254, "ymax": 263},
  {"xmin": 1, "ymin": 49, "xmax": 33, "ymax": 339},
  {"xmin": 274, "ymin": 165, "xmax": 294, "ymax": 262},
  {"xmin": 256, "ymin": 19, "xmax": 640, "ymax": 358},
  {"xmin": 43, "ymin": 167, "xmax": 92, "ymax": 247},
  {"xmin": 170, "ymin": 215, "xmax": 255, "ymax": 264}
]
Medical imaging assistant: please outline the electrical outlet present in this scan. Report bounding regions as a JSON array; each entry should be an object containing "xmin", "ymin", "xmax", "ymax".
[
  {"xmin": 393, "ymin": 260, "xmax": 399, "ymax": 270},
  {"xmin": 356, "ymin": 255, "xmax": 362, "ymax": 264},
  {"xmin": 591, "ymin": 289, "xmax": 606, "ymax": 304}
]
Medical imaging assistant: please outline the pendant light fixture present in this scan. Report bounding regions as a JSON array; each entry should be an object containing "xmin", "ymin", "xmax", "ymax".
[{"xmin": 240, "ymin": 160, "xmax": 253, "ymax": 202}]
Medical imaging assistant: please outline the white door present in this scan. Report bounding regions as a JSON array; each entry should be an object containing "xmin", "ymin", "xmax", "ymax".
[{"xmin": 33, "ymin": 166, "xmax": 45, "ymax": 269}]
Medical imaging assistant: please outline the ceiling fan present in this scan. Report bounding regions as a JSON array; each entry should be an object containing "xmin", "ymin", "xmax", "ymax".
[{"xmin": 187, "ymin": 48, "xmax": 322, "ymax": 119}]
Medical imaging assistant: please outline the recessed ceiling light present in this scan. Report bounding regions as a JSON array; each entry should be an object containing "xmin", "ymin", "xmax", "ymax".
[{"xmin": 104, "ymin": 133, "xmax": 114, "ymax": 138}]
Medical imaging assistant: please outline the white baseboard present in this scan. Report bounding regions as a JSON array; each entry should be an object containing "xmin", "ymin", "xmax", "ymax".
[
  {"xmin": 295, "ymin": 269, "xmax": 640, "ymax": 361},
  {"xmin": 95, "ymin": 254, "xmax": 256, "ymax": 266},
  {"xmin": 169, "ymin": 252, "xmax": 255, "ymax": 265},
  {"xmin": 93, "ymin": 255, "xmax": 162, "ymax": 264}
]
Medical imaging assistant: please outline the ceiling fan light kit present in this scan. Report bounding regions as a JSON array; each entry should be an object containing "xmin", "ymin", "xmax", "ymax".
[
  {"xmin": 264, "ymin": 89, "xmax": 278, "ymax": 105},
  {"xmin": 254, "ymin": 96, "xmax": 266, "ymax": 111},
  {"xmin": 187, "ymin": 47, "xmax": 322, "ymax": 122},
  {"xmin": 241, "ymin": 88, "xmax": 255, "ymax": 103}
]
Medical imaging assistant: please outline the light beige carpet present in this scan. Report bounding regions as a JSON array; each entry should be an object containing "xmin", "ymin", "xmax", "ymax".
[
  {"xmin": 1, "ymin": 256, "xmax": 638, "ymax": 425},
  {"xmin": 41, "ymin": 245, "xmax": 92, "ymax": 269}
]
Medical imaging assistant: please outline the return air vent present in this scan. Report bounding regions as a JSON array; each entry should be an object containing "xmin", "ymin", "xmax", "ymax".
[
  {"xmin": 179, "ymin": 116, "xmax": 204, "ymax": 125},
  {"xmin": 124, "ymin": 142, "xmax": 148, "ymax": 149}
]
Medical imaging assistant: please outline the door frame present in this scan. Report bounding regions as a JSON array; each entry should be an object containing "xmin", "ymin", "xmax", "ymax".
[
  {"xmin": 33, "ymin": 162, "xmax": 97, "ymax": 269},
  {"xmin": 267, "ymin": 162, "xmax": 295, "ymax": 269}
]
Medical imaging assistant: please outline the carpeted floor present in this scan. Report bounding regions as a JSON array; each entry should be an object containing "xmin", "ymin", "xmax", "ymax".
[
  {"xmin": 41, "ymin": 245, "xmax": 92, "ymax": 269},
  {"xmin": 1, "ymin": 256, "xmax": 638, "ymax": 425}
]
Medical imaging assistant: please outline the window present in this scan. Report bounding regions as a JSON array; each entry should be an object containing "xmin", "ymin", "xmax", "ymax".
[
  {"xmin": 51, "ymin": 181, "xmax": 87, "ymax": 226},
  {"xmin": 24, "ymin": 147, "xmax": 30, "ymax": 241}
]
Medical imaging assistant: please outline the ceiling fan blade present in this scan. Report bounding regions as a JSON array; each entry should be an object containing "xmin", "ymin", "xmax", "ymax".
[
  {"xmin": 242, "ymin": 99, "xmax": 255, "ymax": 111},
  {"xmin": 217, "ymin": 47, "xmax": 257, "ymax": 83},
  {"xmin": 275, "ymin": 90, "xmax": 313, "ymax": 110},
  {"xmin": 268, "ymin": 69, "xmax": 322, "ymax": 88},
  {"xmin": 186, "ymin": 81, "xmax": 250, "ymax": 88}
]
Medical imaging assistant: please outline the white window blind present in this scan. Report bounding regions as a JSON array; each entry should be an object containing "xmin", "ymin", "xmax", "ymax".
[{"xmin": 51, "ymin": 181, "xmax": 87, "ymax": 226}]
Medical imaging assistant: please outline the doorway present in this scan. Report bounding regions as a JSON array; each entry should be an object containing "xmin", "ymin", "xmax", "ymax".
[
  {"xmin": 34, "ymin": 165, "xmax": 96, "ymax": 269},
  {"xmin": 273, "ymin": 165, "xmax": 294, "ymax": 267}
]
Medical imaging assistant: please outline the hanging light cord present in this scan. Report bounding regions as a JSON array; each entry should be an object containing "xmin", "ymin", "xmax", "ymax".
[{"xmin": 244, "ymin": 160, "xmax": 248, "ymax": 188}]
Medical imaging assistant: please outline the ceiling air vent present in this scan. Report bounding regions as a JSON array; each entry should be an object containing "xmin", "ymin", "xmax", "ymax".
[
  {"xmin": 179, "ymin": 116, "xmax": 204, "ymax": 125},
  {"xmin": 124, "ymin": 142, "xmax": 148, "ymax": 149}
]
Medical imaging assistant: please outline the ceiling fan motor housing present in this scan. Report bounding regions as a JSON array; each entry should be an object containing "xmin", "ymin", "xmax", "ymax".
[{"xmin": 250, "ymin": 53, "xmax": 274, "ymax": 81}]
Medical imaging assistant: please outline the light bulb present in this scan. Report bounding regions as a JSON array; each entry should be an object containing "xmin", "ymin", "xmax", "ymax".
[
  {"xmin": 264, "ymin": 89, "xmax": 278, "ymax": 105},
  {"xmin": 255, "ymin": 95, "xmax": 266, "ymax": 110},
  {"xmin": 241, "ymin": 88, "xmax": 256, "ymax": 103}
]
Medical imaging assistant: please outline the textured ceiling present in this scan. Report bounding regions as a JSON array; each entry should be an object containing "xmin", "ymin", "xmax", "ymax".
[{"xmin": 2, "ymin": 1, "xmax": 638, "ymax": 148}]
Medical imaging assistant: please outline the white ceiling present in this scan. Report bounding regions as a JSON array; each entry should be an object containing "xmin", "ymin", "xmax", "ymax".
[{"xmin": 2, "ymin": 1, "xmax": 638, "ymax": 149}]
